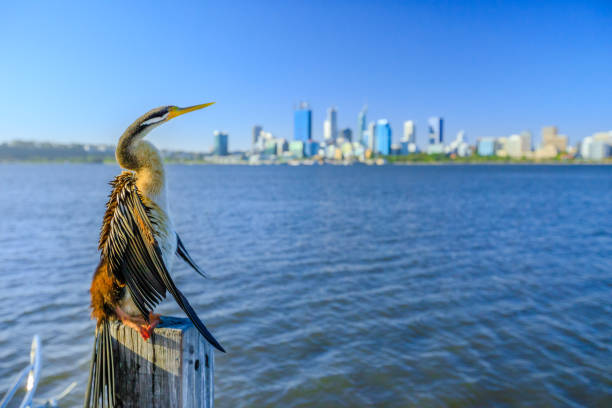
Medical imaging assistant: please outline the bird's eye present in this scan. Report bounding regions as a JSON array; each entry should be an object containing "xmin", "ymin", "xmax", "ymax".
[{"xmin": 141, "ymin": 113, "xmax": 168, "ymax": 126}]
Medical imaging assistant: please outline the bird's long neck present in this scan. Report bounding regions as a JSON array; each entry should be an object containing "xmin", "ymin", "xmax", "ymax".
[{"xmin": 116, "ymin": 131, "xmax": 166, "ymax": 198}]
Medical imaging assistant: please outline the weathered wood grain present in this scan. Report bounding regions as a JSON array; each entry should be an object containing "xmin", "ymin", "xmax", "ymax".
[{"xmin": 108, "ymin": 316, "xmax": 214, "ymax": 408}]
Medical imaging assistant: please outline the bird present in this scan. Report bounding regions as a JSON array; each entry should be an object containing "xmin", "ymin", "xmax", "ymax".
[{"xmin": 84, "ymin": 103, "xmax": 224, "ymax": 408}]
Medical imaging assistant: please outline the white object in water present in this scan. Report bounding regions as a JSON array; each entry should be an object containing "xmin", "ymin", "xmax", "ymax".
[
  {"xmin": 0, "ymin": 336, "xmax": 76, "ymax": 408},
  {"xmin": 0, "ymin": 335, "xmax": 41, "ymax": 408}
]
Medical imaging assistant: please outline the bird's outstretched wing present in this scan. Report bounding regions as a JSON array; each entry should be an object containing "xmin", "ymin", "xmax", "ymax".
[
  {"xmin": 176, "ymin": 234, "xmax": 208, "ymax": 278},
  {"xmin": 99, "ymin": 172, "xmax": 225, "ymax": 352}
]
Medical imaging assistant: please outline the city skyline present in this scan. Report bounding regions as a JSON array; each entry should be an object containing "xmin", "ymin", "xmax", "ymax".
[
  {"xmin": 239, "ymin": 102, "xmax": 612, "ymax": 161},
  {"xmin": 213, "ymin": 101, "xmax": 610, "ymax": 155},
  {"xmin": 1, "ymin": 2, "xmax": 611, "ymax": 151}
]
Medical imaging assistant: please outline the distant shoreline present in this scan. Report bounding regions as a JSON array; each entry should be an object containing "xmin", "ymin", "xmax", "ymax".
[
  {"xmin": 4, "ymin": 140, "xmax": 611, "ymax": 166},
  {"xmin": 1, "ymin": 159, "xmax": 611, "ymax": 166}
]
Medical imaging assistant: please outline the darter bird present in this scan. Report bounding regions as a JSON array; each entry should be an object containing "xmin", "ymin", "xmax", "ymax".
[{"xmin": 85, "ymin": 103, "xmax": 224, "ymax": 408}]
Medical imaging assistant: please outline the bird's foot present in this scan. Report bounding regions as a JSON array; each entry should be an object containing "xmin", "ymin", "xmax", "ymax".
[
  {"xmin": 115, "ymin": 307, "xmax": 161, "ymax": 341},
  {"xmin": 147, "ymin": 312, "xmax": 162, "ymax": 336},
  {"xmin": 139, "ymin": 313, "xmax": 161, "ymax": 340}
]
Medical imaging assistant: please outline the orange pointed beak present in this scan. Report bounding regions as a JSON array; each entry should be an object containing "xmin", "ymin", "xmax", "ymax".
[{"xmin": 167, "ymin": 102, "xmax": 215, "ymax": 120}]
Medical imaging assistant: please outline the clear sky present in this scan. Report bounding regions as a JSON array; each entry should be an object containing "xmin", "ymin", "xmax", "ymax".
[{"xmin": 1, "ymin": 1, "xmax": 611, "ymax": 151}]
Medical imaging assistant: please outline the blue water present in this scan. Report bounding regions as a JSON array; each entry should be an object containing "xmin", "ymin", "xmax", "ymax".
[{"xmin": 0, "ymin": 164, "xmax": 611, "ymax": 407}]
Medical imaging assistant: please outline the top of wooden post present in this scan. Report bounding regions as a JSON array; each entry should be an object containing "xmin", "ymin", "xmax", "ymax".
[{"xmin": 109, "ymin": 316, "xmax": 214, "ymax": 408}]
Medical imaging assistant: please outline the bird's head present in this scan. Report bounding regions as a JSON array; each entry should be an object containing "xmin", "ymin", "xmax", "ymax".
[
  {"xmin": 117, "ymin": 102, "xmax": 214, "ymax": 170},
  {"xmin": 135, "ymin": 102, "xmax": 216, "ymax": 134}
]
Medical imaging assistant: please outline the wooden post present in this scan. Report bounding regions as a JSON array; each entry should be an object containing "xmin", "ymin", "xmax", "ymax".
[{"xmin": 108, "ymin": 316, "xmax": 214, "ymax": 408}]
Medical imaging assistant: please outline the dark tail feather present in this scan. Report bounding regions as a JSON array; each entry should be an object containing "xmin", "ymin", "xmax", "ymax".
[
  {"xmin": 84, "ymin": 320, "xmax": 115, "ymax": 408},
  {"xmin": 175, "ymin": 287, "xmax": 226, "ymax": 353},
  {"xmin": 156, "ymin": 247, "xmax": 225, "ymax": 352},
  {"xmin": 176, "ymin": 234, "xmax": 208, "ymax": 279}
]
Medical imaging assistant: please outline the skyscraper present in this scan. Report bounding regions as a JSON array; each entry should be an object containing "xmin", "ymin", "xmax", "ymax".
[
  {"xmin": 541, "ymin": 126, "xmax": 567, "ymax": 152},
  {"xmin": 289, "ymin": 140, "xmax": 305, "ymax": 158},
  {"xmin": 367, "ymin": 121, "xmax": 376, "ymax": 151},
  {"xmin": 506, "ymin": 134, "xmax": 523, "ymax": 158},
  {"xmin": 276, "ymin": 138, "xmax": 288, "ymax": 155},
  {"xmin": 305, "ymin": 140, "xmax": 319, "ymax": 157},
  {"xmin": 580, "ymin": 136, "xmax": 593, "ymax": 159},
  {"xmin": 357, "ymin": 106, "xmax": 367, "ymax": 145},
  {"xmin": 403, "ymin": 120, "xmax": 416, "ymax": 143},
  {"xmin": 477, "ymin": 138, "xmax": 495, "ymax": 156},
  {"xmin": 428, "ymin": 117, "xmax": 443, "ymax": 145},
  {"xmin": 294, "ymin": 102, "xmax": 312, "ymax": 142},
  {"xmin": 375, "ymin": 119, "xmax": 392, "ymax": 155},
  {"xmin": 213, "ymin": 131, "xmax": 229, "ymax": 156},
  {"xmin": 252, "ymin": 125, "xmax": 262, "ymax": 146},
  {"xmin": 323, "ymin": 107, "xmax": 337, "ymax": 142},
  {"xmin": 541, "ymin": 126, "xmax": 557, "ymax": 145},
  {"xmin": 339, "ymin": 128, "xmax": 352, "ymax": 142},
  {"xmin": 520, "ymin": 130, "xmax": 532, "ymax": 152},
  {"xmin": 323, "ymin": 119, "xmax": 331, "ymax": 141}
]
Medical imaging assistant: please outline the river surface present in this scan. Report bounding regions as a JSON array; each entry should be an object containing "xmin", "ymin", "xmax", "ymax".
[{"xmin": 0, "ymin": 164, "xmax": 611, "ymax": 407}]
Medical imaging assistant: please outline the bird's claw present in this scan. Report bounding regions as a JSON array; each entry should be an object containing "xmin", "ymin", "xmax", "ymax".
[
  {"xmin": 139, "ymin": 313, "xmax": 161, "ymax": 341},
  {"xmin": 116, "ymin": 307, "xmax": 162, "ymax": 341},
  {"xmin": 139, "ymin": 326, "xmax": 152, "ymax": 340}
]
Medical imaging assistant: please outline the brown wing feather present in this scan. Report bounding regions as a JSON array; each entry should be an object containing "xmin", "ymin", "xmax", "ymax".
[
  {"xmin": 97, "ymin": 171, "xmax": 167, "ymax": 319},
  {"xmin": 99, "ymin": 173, "xmax": 132, "ymax": 251}
]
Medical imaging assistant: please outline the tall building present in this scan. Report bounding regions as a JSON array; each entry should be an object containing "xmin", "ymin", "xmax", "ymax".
[
  {"xmin": 428, "ymin": 117, "xmax": 443, "ymax": 145},
  {"xmin": 367, "ymin": 121, "xmax": 376, "ymax": 151},
  {"xmin": 580, "ymin": 136, "xmax": 593, "ymax": 159},
  {"xmin": 323, "ymin": 120, "xmax": 331, "ymax": 141},
  {"xmin": 252, "ymin": 125, "xmax": 262, "ymax": 146},
  {"xmin": 305, "ymin": 140, "xmax": 319, "ymax": 157},
  {"xmin": 276, "ymin": 138, "xmax": 288, "ymax": 155},
  {"xmin": 581, "ymin": 131, "xmax": 612, "ymax": 160},
  {"xmin": 447, "ymin": 130, "xmax": 470, "ymax": 157},
  {"xmin": 256, "ymin": 130, "xmax": 274, "ymax": 152},
  {"xmin": 477, "ymin": 138, "xmax": 495, "ymax": 156},
  {"xmin": 357, "ymin": 106, "xmax": 367, "ymax": 145},
  {"xmin": 520, "ymin": 131, "xmax": 532, "ymax": 152},
  {"xmin": 263, "ymin": 139, "xmax": 277, "ymax": 155},
  {"xmin": 540, "ymin": 126, "xmax": 567, "ymax": 152},
  {"xmin": 495, "ymin": 137, "xmax": 509, "ymax": 156},
  {"xmin": 541, "ymin": 126, "xmax": 557, "ymax": 146},
  {"xmin": 289, "ymin": 140, "xmax": 305, "ymax": 158},
  {"xmin": 323, "ymin": 107, "xmax": 337, "ymax": 142},
  {"xmin": 213, "ymin": 131, "xmax": 229, "ymax": 156},
  {"xmin": 339, "ymin": 128, "xmax": 352, "ymax": 142},
  {"xmin": 294, "ymin": 102, "xmax": 312, "ymax": 142},
  {"xmin": 506, "ymin": 134, "xmax": 523, "ymax": 158},
  {"xmin": 402, "ymin": 120, "xmax": 416, "ymax": 143},
  {"xmin": 590, "ymin": 141, "xmax": 611, "ymax": 160},
  {"xmin": 375, "ymin": 119, "xmax": 392, "ymax": 155}
]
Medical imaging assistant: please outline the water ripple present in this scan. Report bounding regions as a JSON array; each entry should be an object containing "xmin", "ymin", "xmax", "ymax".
[{"xmin": 0, "ymin": 164, "xmax": 611, "ymax": 407}]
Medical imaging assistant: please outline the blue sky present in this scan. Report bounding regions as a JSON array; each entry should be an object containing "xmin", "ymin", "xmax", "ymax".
[{"xmin": 1, "ymin": 1, "xmax": 610, "ymax": 151}]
